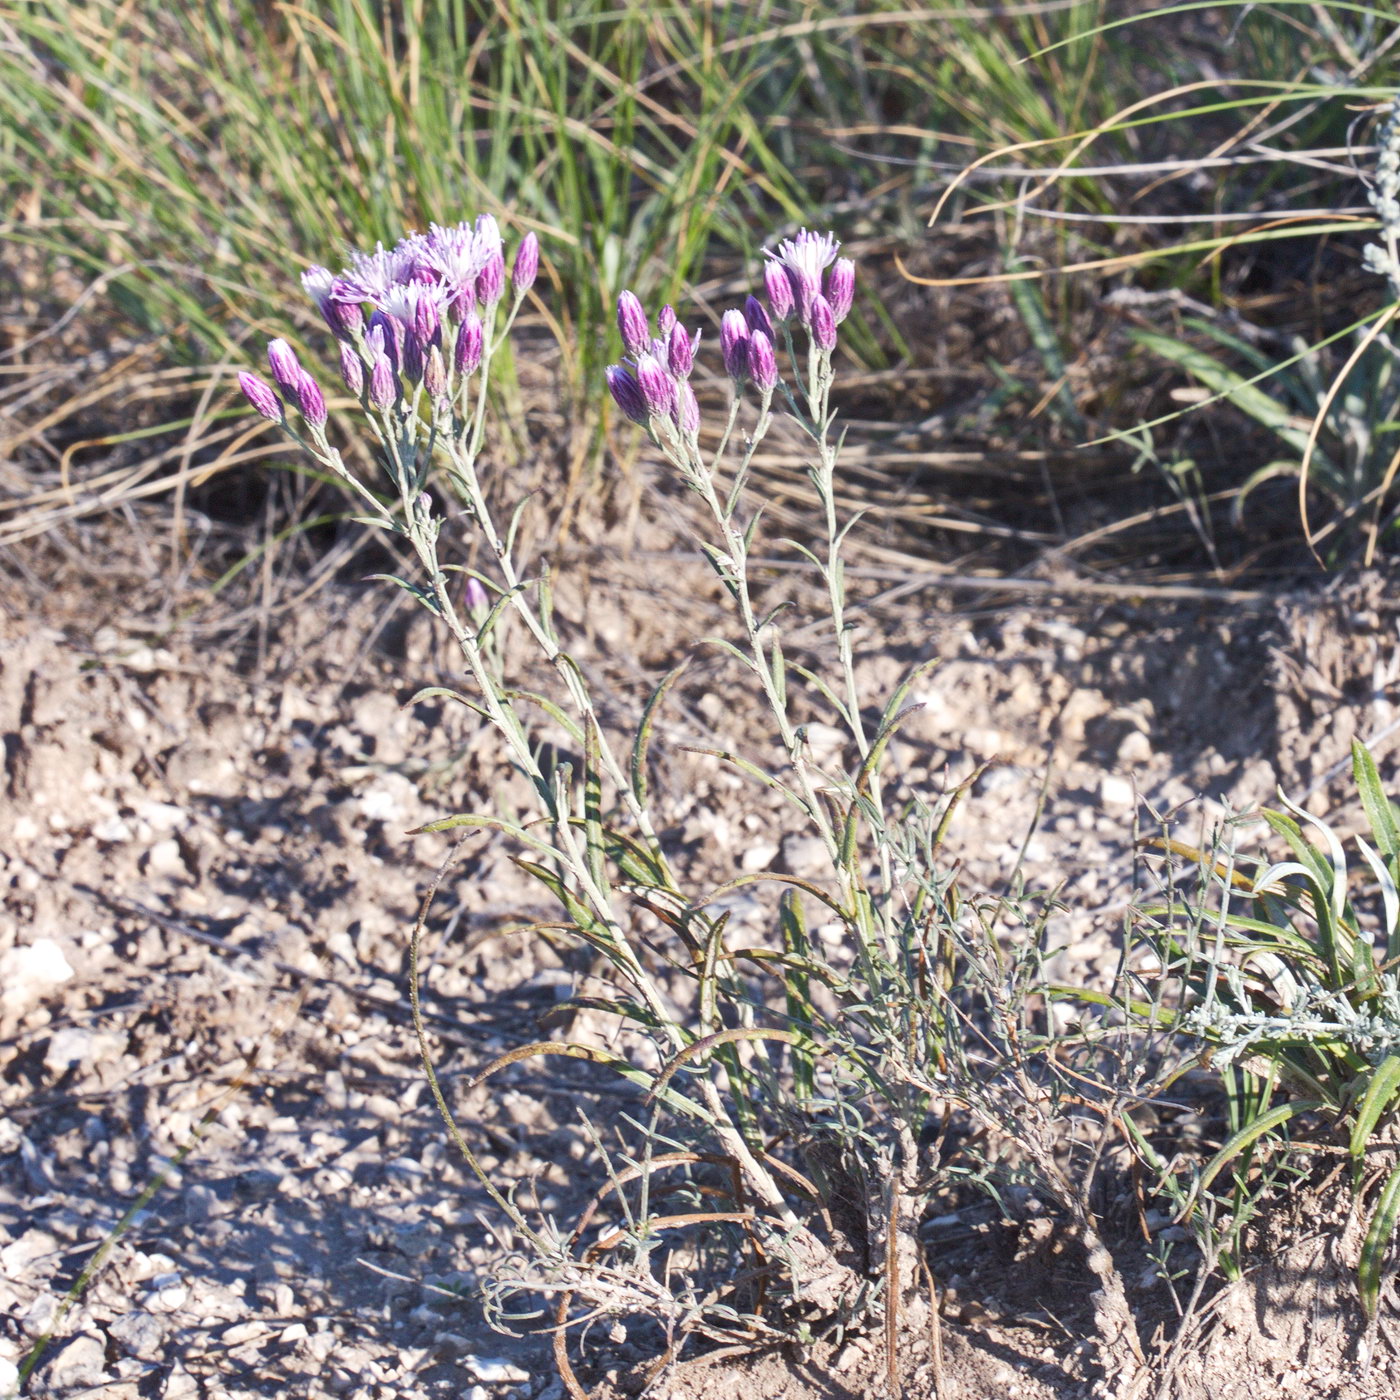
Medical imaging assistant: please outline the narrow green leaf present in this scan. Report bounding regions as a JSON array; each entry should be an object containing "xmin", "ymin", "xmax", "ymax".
[
  {"xmin": 1350, "ymin": 1055, "xmax": 1400, "ymax": 1168},
  {"xmin": 366, "ymin": 573, "xmax": 440, "ymax": 613},
  {"xmin": 1133, "ymin": 331, "xmax": 1311, "ymax": 452},
  {"xmin": 1359, "ymin": 1163, "xmax": 1400, "ymax": 1321},
  {"xmin": 1353, "ymin": 741, "xmax": 1400, "ymax": 863},
  {"xmin": 1197, "ymin": 1099, "xmax": 1323, "ymax": 1196},
  {"xmin": 630, "ymin": 664, "xmax": 686, "ymax": 809},
  {"xmin": 501, "ymin": 687, "xmax": 586, "ymax": 748}
]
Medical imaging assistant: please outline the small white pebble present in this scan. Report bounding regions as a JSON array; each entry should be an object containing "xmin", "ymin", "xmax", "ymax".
[
  {"xmin": 1099, "ymin": 775, "xmax": 1135, "ymax": 811},
  {"xmin": 464, "ymin": 1356, "xmax": 530, "ymax": 1383}
]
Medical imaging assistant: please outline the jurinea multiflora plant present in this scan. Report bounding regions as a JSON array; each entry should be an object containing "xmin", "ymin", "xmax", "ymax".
[
  {"xmin": 238, "ymin": 222, "xmax": 1148, "ymax": 1370},
  {"xmin": 239, "ymin": 221, "xmax": 883, "ymax": 1325}
]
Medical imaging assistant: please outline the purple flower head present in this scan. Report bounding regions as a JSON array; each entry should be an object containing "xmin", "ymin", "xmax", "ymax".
[
  {"xmin": 465, "ymin": 576, "xmax": 489, "ymax": 615},
  {"xmin": 606, "ymin": 364, "xmax": 648, "ymax": 425},
  {"xmin": 475, "ymin": 213, "xmax": 503, "ymax": 257},
  {"xmin": 267, "ymin": 339, "xmax": 303, "ymax": 394},
  {"xmin": 423, "ymin": 346, "xmax": 447, "ymax": 399},
  {"xmin": 302, "ymin": 265, "xmax": 334, "ymax": 306},
  {"xmin": 454, "ymin": 313, "xmax": 484, "ymax": 376},
  {"xmin": 674, "ymin": 380, "xmax": 700, "ymax": 437},
  {"xmin": 369, "ymin": 355, "xmax": 397, "ymax": 411},
  {"xmin": 339, "ymin": 342, "xmax": 364, "ymax": 397},
  {"xmin": 810, "ymin": 293, "xmax": 838, "ymax": 352},
  {"xmin": 339, "ymin": 241, "xmax": 417, "ymax": 304},
  {"xmin": 302, "ymin": 265, "xmax": 356, "ymax": 338},
  {"xmin": 719, "ymin": 309, "xmax": 751, "ymax": 382},
  {"xmin": 667, "ymin": 320, "xmax": 697, "ymax": 378},
  {"xmin": 238, "ymin": 371, "xmax": 282, "ymax": 421},
  {"xmin": 328, "ymin": 283, "xmax": 365, "ymax": 337},
  {"xmin": 474, "ymin": 213, "xmax": 506, "ymax": 305},
  {"xmin": 512, "ymin": 232, "xmax": 539, "ymax": 295},
  {"xmin": 826, "ymin": 258, "xmax": 855, "ymax": 323},
  {"xmin": 296, "ymin": 370, "xmax": 327, "ymax": 428},
  {"xmin": 657, "ymin": 305, "xmax": 677, "ymax": 335},
  {"xmin": 418, "ymin": 221, "xmax": 493, "ymax": 302},
  {"xmin": 766, "ymin": 229, "xmax": 840, "ymax": 326},
  {"xmin": 763, "ymin": 261, "xmax": 794, "ymax": 323},
  {"xmin": 616, "ymin": 291, "xmax": 650, "ymax": 357},
  {"xmin": 633, "ymin": 353, "xmax": 675, "ymax": 417},
  {"xmin": 744, "ymin": 294, "xmax": 774, "ymax": 341},
  {"xmin": 748, "ymin": 329, "xmax": 779, "ymax": 393},
  {"xmin": 378, "ymin": 282, "xmax": 444, "ymax": 350}
]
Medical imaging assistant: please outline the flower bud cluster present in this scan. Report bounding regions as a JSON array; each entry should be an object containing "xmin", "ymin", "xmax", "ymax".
[
  {"xmin": 605, "ymin": 293, "xmax": 702, "ymax": 440},
  {"xmin": 604, "ymin": 228, "xmax": 852, "ymax": 443},
  {"xmin": 764, "ymin": 230, "xmax": 854, "ymax": 340},
  {"xmin": 239, "ymin": 216, "xmax": 540, "ymax": 429}
]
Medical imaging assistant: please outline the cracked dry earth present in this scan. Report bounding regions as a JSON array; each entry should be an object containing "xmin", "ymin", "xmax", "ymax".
[{"xmin": 3, "ymin": 549, "xmax": 1400, "ymax": 1400}]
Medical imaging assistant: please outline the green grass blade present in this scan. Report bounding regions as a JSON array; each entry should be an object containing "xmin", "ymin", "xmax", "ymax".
[
  {"xmin": 1359, "ymin": 1163, "xmax": 1400, "ymax": 1322},
  {"xmin": 1350, "ymin": 1056, "xmax": 1400, "ymax": 1170},
  {"xmin": 1197, "ymin": 1099, "xmax": 1323, "ymax": 1196}
]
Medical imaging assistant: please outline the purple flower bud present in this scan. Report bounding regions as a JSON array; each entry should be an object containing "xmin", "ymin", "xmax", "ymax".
[
  {"xmin": 369, "ymin": 356, "xmax": 396, "ymax": 410},
  {"xmin": 455, "ymin": 313, "xmax": 484, "ymax": 376},
  {"xmin": 763, "ymin": 261, "xmax": 794, "ymax": 322},
  {"xmin": 424, "ymin": 346, "xmax": 447, "ymax": 399},
  {"xmin": 329, "ymin": 279, "xmax": 366, "ymax": 336},
  {"xmin": 606, "ymin": 365, "xmax": 648, "ymax": 424},
  {"xmin": 719, "ymin": 309, "xmax": 751, "ymax": 382},
  {"xmin": 657, "ymin": 305, "xmax": 677, "ymax": 335},
  {"xmin": 296, "ymin": 369, "xmax": 327, "ymax": 428},
  {"xmin": 810, "ymin": 294, "xmax": 837, "ymax": 352},
  {"xmin": 674, "ymin": 380, "xmax": 700, "ymax": 436},
  {"xmin": 304, "ymin": 266, "xmax": 360, "ymax": 340},
  {"xmin": 616, "ymin": 291, "xmax": 650, "ymax": 356},
  {"xmin": 267, "ymin": 339, "xmax": 301, "ymax": 393},
  {"xmin": 238, "ymin": 371, "xmax": 282, "ymax": 421},
  {"xmin": 412, "ymin": 293, "xmax": 439, "ymax": 350},
  {"xmin": 465, "ymin": 576, "xmax": 489, "ymax": 615},
  {"xmin": 401, "ymin": 333, "xmax": 424, "ymax": 387},
  {"xmin": 476, "ymin": 253, "xmax": 505, "ymax": 307},
  {"xmin": 451, "ymin": 285, "xmax": 476, "ymax": 323},
  {"xmin": 339, "ymin": 342, "xmax": 364, "ymax": 397},
  {"xmin": 370, "ymin": 311, "xmax": 404, "ymax": 370},
  {"xmin": 633, "ymin": 354, "xmax": 675, "ymax": 417},
  {"xmin": 748, "ymin": 329, "xmax": 779, "ymax": 393},
  {"xmin": 744, "ymin": 294, "xmax": 774, "ymax": 341},
  {"xmin": 303, "ymin": 264, "xmax": 334, "ymax": 305},
  {"xmin": 667, "ymin": 321, "xmax": 696, "ymax": 378},
  {"xmin": 512, "ymin": 232, "xmax": 539, "ymax": 294},
  {"xmin": 826, "ymin": 258, "xmax": 855, "ymax": 323}
]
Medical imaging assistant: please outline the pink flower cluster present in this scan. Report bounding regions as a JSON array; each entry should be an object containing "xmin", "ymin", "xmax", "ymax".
[
  {"xmin": 605, "ymin": 229, "xmax": 854, "ymax": 431},
  {"xmin": 239, "ymin": 216, "xmax": 540, "ymax": 429},
  {"xmin": 764, "ymin": 229, "xmax": 854, "ymax": 340},
  {"xmin": 604, "ymin": 294, "xmax": 704, "ymax": 435}
]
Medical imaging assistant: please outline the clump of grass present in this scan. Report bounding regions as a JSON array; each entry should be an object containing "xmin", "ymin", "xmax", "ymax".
[
  {"xmin": 9, "ymin": 0, "xmax": 1388, "ymax": 576},
  {"xmin": 915, "ymin": 4, "xmax": 1400, "ymax": 568}
]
